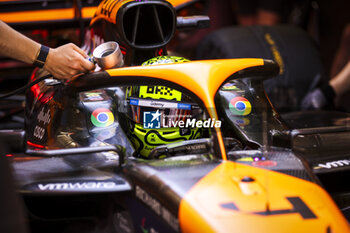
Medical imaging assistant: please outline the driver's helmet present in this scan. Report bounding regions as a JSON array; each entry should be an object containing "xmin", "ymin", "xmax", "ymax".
[{"xmin": 124, "ymin": 56, "xmax": 203, "ymax": 158}]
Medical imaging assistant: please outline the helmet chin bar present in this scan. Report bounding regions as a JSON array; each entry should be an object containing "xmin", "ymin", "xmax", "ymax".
[{"xmin": 129, "ymin": 123, "xmax": 203, "ymax": 158}]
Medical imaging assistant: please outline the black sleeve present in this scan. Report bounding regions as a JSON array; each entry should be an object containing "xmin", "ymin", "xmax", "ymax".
[
  {"xmin": 320, "ymin": 83, "xmax": 336, "ymax": 102},
  {"xmin": 301, "ymin": 83, "xmax": 335, "ymax": 110}
]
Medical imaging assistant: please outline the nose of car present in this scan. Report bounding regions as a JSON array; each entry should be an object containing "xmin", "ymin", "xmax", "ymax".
[{"xmin": 178, "ymin": 161, "xmax": 350, "ymax": 233}]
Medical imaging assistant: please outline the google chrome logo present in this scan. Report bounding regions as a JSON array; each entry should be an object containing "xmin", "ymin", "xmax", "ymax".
[
  {"xmin": 229, "ymin": 97, "xmax": 252, "ymax": 116},
  {"xmin": 91, "ymin": 108, "xmax": 114, "ymax": 127}
]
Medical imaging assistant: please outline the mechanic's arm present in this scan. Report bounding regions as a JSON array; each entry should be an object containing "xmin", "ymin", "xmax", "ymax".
[
  {"xmin": 0, "ymin": 20, "xmax": 94, "ymax": 80},
  {"xmin": 330, "ymin": 61, "xmax": 350, "ymax": 97},
  {"xmin": 301, "ymin": 61, "xmax": 350, "ymax": 110}
]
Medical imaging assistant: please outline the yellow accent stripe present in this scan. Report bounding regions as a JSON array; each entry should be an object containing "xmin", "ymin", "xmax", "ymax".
[{"xmin": 264, "ymin": 33, "xmax": 284, "ymax": 74}]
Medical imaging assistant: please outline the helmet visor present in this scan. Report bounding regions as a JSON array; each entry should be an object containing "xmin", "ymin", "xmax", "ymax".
[{"xmin": 127, "ymin": 97, "xmax": 202, "ymax": 127}]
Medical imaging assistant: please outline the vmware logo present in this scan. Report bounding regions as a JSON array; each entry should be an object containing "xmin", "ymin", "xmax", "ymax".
[{"xmin": 143, "ymin": 110, "xmax": 161, "ymax": 129}]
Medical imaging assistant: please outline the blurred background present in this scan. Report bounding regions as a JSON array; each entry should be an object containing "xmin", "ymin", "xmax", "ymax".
[{"xmin": 1, "ymin": 0, "xmax": 350, "ymax": 112}]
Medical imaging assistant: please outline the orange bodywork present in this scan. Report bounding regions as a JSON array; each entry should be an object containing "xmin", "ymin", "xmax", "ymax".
[
  {"xmin": 0, "ymin": 6, "xmax": 97, "ymax": 23},
  {"xmin": 90, "ymin": 0, "xmax": 134, "ymax": 25},
  {"xmin": 0, "ymin": 0, "xmax": 197, "ymax": 25},
  {"xmin": 107, "ymin": 59, "xmax": 350, "ymax": 232},
  {"xmin": 179, "ymin": 161, "xmax": 350, "ymax": 233},
  {"xmin": 89, "ymin": 0, "xmax": 190, "ymax": 26},
  {"xmin": 1, "ymin": 0, "xmax": 348, "ymax": 230},
  {"xmin": 167, "ymin": 0, "xmax": 196, "ymax": 8}
]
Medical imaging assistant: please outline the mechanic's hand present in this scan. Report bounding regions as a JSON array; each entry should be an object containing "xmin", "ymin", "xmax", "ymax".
[
  {"xmin": 330, "ymin": 61, "xmax": 350, "ymax": 96},
  {"xmin": 44, "ymin": 43, "xmax": 95, "ymax": 80}
]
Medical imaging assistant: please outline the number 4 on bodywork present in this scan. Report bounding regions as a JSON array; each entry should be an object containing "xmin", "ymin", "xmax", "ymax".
[{"xmin": 221, "ymin": 197, "xmax": 317, "ymax": 219}]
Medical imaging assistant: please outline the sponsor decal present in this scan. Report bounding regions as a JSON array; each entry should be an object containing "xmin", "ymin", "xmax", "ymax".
[
  {"xmin": 139, "ymin": 86, "xmax": 182, "ymax": 101},
  {"xmin": 149, "ymin": 101, "xmax": 165, "ymax": 108},
  {"xmin": 140, "ymin": 218, "xmax": 159, "ymax": 233},
  {"xmin": 229, "ymin": 97, "xmax": 252, "ymax": 116},
  {"xmin": 91, "ymin": 108, "xmax": 114, "ymax": 127},
  {"xmin": 34, "ymin": 107, "xmax": 51, "ymax": 140},
  {"xmin": 233, "ymin": 118, "xmax": 250, "ymax": 126},
  {"xmin": 84, "ymin": 92, "xmax": 104, "ymax": 101},
  {"xmin": 129, "ymin": 98, "xmax": 139, "ymax": 106},
  {"xmin": 162, "ymin": 118, "xmax": 221, "ymax": 128},
  {"xmin": 129, "ymin": 98, "xmax": 191, "ymax": 110},
  {"xmin": 143, "ymin": 110, "xmax": 162, "ymax": 129},
  {"xmin": 114, "ymin": 212, "xmax": 134, "ymax": 233},
  {"xmin": 143, "ymin": 110, "xmax": 221, "ymax": 129},
  {"xmin": 38, "ymin": 181, "xmax": 118, "ymax": 190},
  {"xmin": 221, "ymin": 84, "xmax": 240, "ymax": 91},
  {"xmin": 135, "ymin": 186, "xmax": 179, "ymax": 232},
  {"xmin": 314, "ymin": 159, "xmax": 350, "ymax": 169},
  {"xmin": 252, "ymin": 160, "xmax": 277, "ymax": 167},
  {"xmin": 177, "ymin": 103, "xmax": 191, "ymax": 110},
  {"xmin": 141, "ymin": 218, "xmax": 149, "ymax": 233},
  {"xmin": 33, "ymin": 125, "xmax": 45, "ymax": 140},
  {"xmin": 37, "ymin": 107, "xmax": 51, "ymax": 125}
]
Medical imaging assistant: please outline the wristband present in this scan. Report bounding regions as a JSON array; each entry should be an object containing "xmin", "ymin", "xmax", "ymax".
[{"xmin": 33, "ymin": 45, "xmax": 50, "ymax": 68}]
